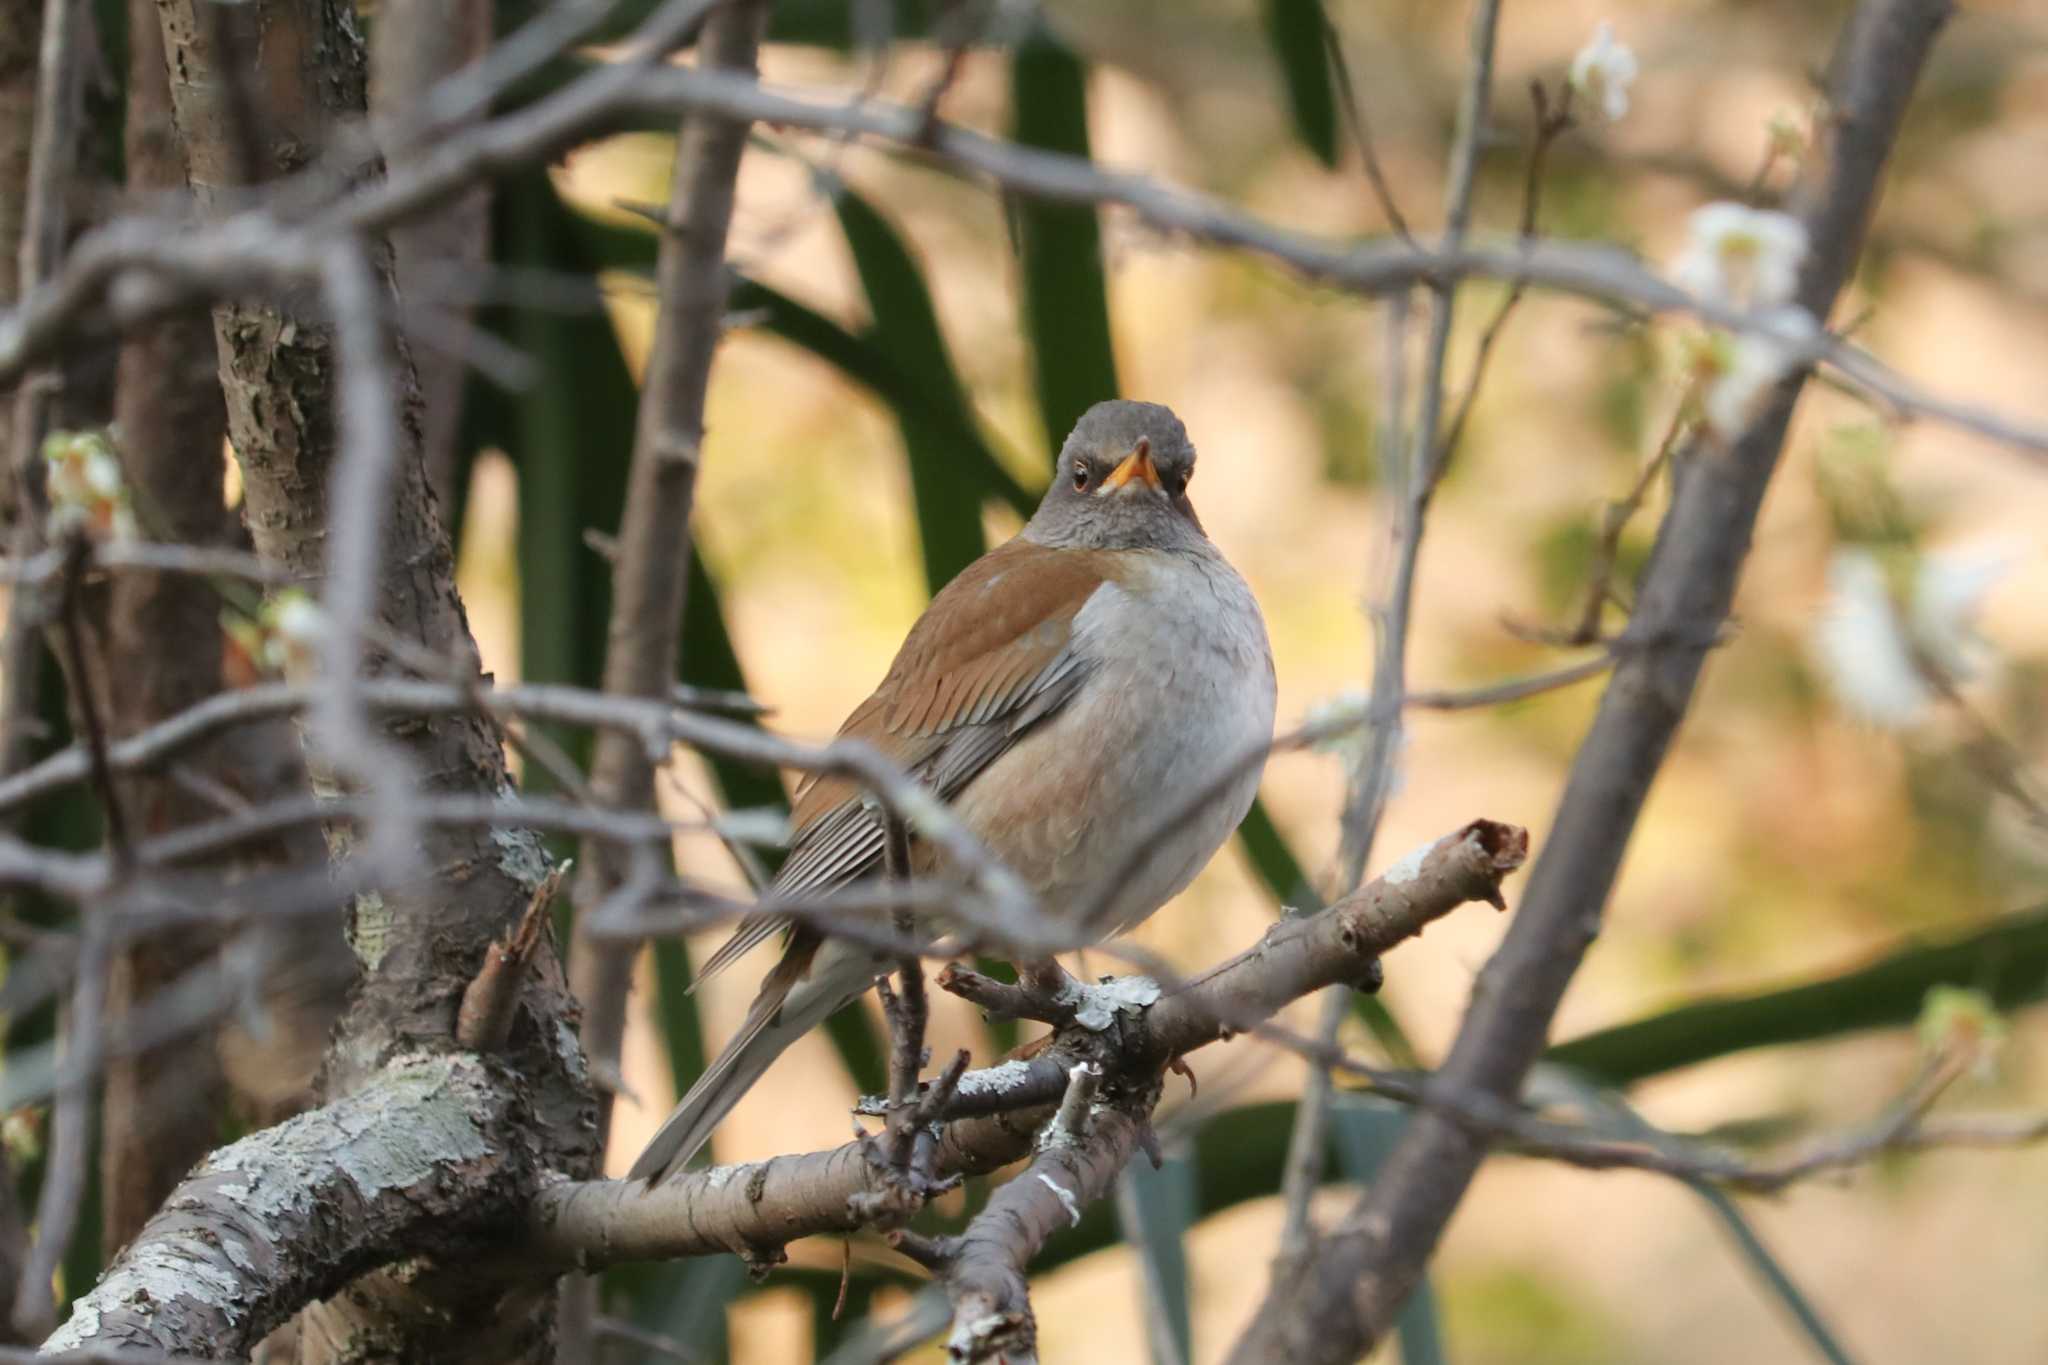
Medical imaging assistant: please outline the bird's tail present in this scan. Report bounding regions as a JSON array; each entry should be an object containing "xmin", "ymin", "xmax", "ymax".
[{"xmin": 627, "ymin": 938, "xmax": 880, "ymax": 1183}]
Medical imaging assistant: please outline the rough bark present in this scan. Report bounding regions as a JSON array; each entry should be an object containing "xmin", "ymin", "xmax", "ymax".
[
  {"xmin": 92, "ymin": 0, "xmax": 236, "ymax": 1254},
  {"xmin": 1223, "ymin": 4, "xmax": 1956, "ymax": 1360},
  {"xmin": 45, "ymin": 1054, "xmax": 537, "ymax": 1360},
  {"xmin": 147, "ymin": 3, "xmax": 597, "ymax": 1358}
]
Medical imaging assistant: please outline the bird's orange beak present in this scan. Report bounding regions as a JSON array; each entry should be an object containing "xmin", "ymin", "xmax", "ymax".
[{"xmin": 1099, "ymin": 437, "xmax": 1162, "ymax": 494}]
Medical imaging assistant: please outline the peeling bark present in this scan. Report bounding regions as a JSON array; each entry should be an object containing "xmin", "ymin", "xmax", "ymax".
[
  {"xmin": 46, "ymin": 1055, "xmax": 536, "ymax": 1359},
  {"xmin": 144, "ymin": 3, "xmax": 597, "ymax": 1356}
]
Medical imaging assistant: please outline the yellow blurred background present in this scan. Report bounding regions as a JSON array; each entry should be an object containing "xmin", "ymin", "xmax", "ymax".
[{"xmin": 449, "ymin": 2, "xmax": 2048, "ymax": 1359}]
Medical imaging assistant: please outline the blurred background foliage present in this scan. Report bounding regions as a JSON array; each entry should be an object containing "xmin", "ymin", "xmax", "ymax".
[
  {"xmin": 12, "ymin": 0, "xmax": 2048, "ymax": 1361},
  {"xmin": 451, "ymin": 0, "xmax": 2048, "ymax": 1361}
]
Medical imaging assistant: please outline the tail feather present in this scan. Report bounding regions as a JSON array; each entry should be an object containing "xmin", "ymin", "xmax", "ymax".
[{"xmin": 628, "ymin": 940, "xmax": 881, "ymax": 1183}]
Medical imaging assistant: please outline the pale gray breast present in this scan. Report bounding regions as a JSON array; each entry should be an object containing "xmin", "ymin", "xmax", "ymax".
[{"xmin": 953, "ymin": 546, "xmax": 1276, "ymax": 934}]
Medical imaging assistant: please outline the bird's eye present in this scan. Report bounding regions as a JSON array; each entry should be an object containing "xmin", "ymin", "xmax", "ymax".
[{"xmin": 1072, "ymin": 462, "xmax": 1089, "ymax": 491}]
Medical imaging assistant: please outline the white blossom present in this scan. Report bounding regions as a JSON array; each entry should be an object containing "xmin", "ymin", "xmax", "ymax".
[
  {"xmin": 1910, "ymin": 542, "xmax": 2010, "ymax": 683},
  {"xmin": 1304, "ymin": 689, "xmax": 1371, "ymax": 764},
  {"xmin": 42, "ymin": 431, "xmax": 136, "ymax": 541},
  {"xmin": 1671, "ymin": 202, "xmax": 1809, "ymax": 309},
  {"xmin": 1568, "ymin": 22, "xmax": 1638, "ymax": 123},
  {"xmin": 1812, "ymin": 544, "xmax": 2009, "ymax": 729},
  {"xmin": 260, "ymin": 590, "xmax": 325, "ymax": 677},
  {"xmin": 1701, "ymin": 306, "xmax": 1819, "ymax": 439}
]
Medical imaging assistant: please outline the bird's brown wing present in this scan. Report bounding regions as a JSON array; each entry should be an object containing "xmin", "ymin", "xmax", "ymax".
[{"xmin": 695, "ymin": 540, "xmax": 1117, "ymax": 984}]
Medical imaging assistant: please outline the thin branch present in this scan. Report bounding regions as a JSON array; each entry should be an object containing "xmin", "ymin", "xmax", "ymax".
[
  {"xmin": 1404, "ymin": 650, "xmax": 1616, "ymax": 710},
  {"xmin": 569, "ymin": 0, "xmax": 767, "ymax": 1130},
  {"xmin": 0, "ymin": 60, "xmax": 2040, "ymax": 473},
  {"xmin": 1434, "ymin": 79, "xmax": 1577, "ymax": 467},
  {"xmin": 1292, "ymin": 0, "xmax": 1504, "ymax": 1273},
  {"xmin": 940, "ymin": 1075, "xmax": 1147, "ymax": 1364},
  {"xmin": 11, "ymin": 936, "xmax": 104, "ymax": 1338},
  {"xmin": 55, "ymin": 534, "xmax": 130, "ymax": 871},
  {"xmin": 1224, "ymin": 6, "xmax": 1958, "ymax": 1360},
  {"xmin": 1320, "ymin": 10, "xmax": 1413, "ymax": 245},
  {"xmin": 1517, "ymin": 401, "xmax": 1689, "ymax": 648},
  {"xmin": 0, "ymin": 0, "xmax": 88, "ymax": 813}
]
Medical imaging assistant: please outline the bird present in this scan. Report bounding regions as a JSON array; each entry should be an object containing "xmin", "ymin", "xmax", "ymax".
[{"xmin": 629, "ymin": 399, "xmax": 1276, "ymax": 1183}]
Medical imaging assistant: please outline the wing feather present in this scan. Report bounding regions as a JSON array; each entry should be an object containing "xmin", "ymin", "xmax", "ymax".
[{"xmin": 692, "ymin": 541, "xmax": 1116, "ymax": 985}]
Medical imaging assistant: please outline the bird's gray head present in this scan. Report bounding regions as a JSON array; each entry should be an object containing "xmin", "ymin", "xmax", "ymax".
[{"xmin": 1024, "ymin": 400, "xmax": 1205, "ymax": 550}]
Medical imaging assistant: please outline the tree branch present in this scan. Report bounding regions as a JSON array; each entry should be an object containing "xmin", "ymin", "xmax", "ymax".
[
  {"xmin": 569, "ymin": 0, "xmax": 766, "ymax": 1167},
  {"xmin": 1224, "ymin": 5, "xmax": 1957, "ymax": 1360},
  {"xmin": 50, "ymin": 819, "xmax": 1522, "ymax": 1354},
  {"xmin": 42, "ymin": 1054, "xmax": 535, "ymax": 1359}
]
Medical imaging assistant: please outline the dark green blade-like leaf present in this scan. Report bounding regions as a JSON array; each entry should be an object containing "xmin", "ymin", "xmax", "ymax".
[
  {"xmin": 1548, "ymin": 904, "xmax": 2048, "ymax": 1086},
  {"xmin": 1263, "ymin": 0, "xmax": 1340, "ymax": 167},
  {"xmin": 651, "ymin": 938, "xmax": 708, "ymax": 1097},
  {"xmin": 1118, "ymin": 1151, "xmax": 1196, "ymax": 1365},
  {"xmin": 478, "ymin": 169, "xmax": 892, "ymax": 1118},
  {"xmin": 480, "ymin": 166, "xmax": 631, "ymax": 780},
  {"xmin": 729, "ymin": 274, "xmax": 1038, "ymax": 516},
  {"xmin": 1329, "ymin": 1097, "xmax": 1445, "ymax": 1365},
  {"xmin": 834, "ymin": 187, "xmax": 993, "ymax": 590},
  {"xmin": 562, "ymin": 203, "xmax": 1040, "ymax": 521},
  {"xmin": 1010, "ymin": 29, "xmax": 1119, "ymax": 454}
]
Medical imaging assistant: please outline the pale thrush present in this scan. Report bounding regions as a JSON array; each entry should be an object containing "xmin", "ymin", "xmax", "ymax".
[{"xmin": 630, "ymin": 399, "xmax": 1276, "ymax": 1182}]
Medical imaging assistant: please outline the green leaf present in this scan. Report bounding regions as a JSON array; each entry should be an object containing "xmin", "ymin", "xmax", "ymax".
[
  {"xmin": 1329, "ymin": 1097, "xmax": 1445, "ymax": 1365},
  {"xmin": 478, "ymin": 169, "xmax": 892, "ymax": 1101},
  {"xmin": 1549, "ymin": 904, "xmax": 2048, "ymax": 1086},
  {"xmin": 1118, "ymin": 1152, "xmax": 1196, "ymax": 1365},
  {"xmin": 834, "ymin": 186, "xmax": 995, "ymax": 590},
  {"xmin": 1263, "ymin": 0, "xmax": 1340, "ymax": 167},
  {"xmin": 567, "ymin": 200, "xmax": 1031, "ymax": 524},
  {"xmin": 729, "ymin": 274, "xmax": 1035, "ymax": 516},
  {"xmin": 1010, "ymin": 30, "xmax": 1119, "ymax": 454},
  {"xmin": 479, "ymin": 167, "xmax": 632, "ymax": 782},
  {"xmin": 606, "ymin": 1256, "xmax": 747, "ymax": 1363}
]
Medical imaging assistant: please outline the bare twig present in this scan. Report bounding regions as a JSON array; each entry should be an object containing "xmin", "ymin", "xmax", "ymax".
[
  {"xmin": 457, "ymin": 859, "xmax": 571, "ymax": 1052},
  {"xmin": 12, "ymin": 936, "xmax": 104, "ymax": 1338},
  {"xmin": 941, "ymin": 1074, "xmax": 1146, "ymax": 1363},
  {"xmin": 55, "ymin": 534, "xmax": 129, "ymax": 871},
  {"xmin": 0, "ymin": 56, "xmax": 2039, "ymax": 472},
  {"xmin": 1405, "ymin": 650, "xmax": 1617, "ymax": 710},
  {"xmin": 1517, "ymin": 401, "xmax": 1689, "ymax": 648},
  {"xmin": 314, "ymin": 240, "xmax": 423, "ymax": 880},
  {"xmin": 1321, "ymin": 10, "xmax": 1413, "ymax": 245},
  {"xmin": 569, "ymin": 0, "xmax": 769, "ymax": 1137},
  {"xmin": 0, "ymin": 0, "xmax": 87, "ymax": 805},
  {"xmin": 1225, "ymin": 6, "xmax": 1958, "ymax": 1360},
  {"xmin": 1434, "ymin": 79, "xmax": 1577, "ymax": 466},
  {"xmin": 1287, "ymin": 0, "xmax": 1504, "ymax": 1272}
]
